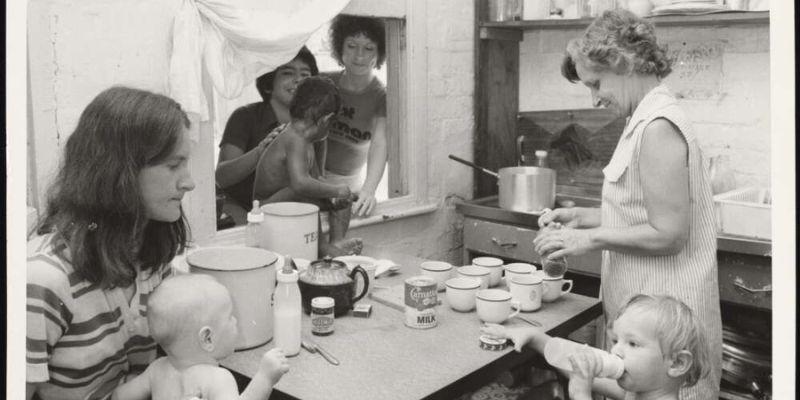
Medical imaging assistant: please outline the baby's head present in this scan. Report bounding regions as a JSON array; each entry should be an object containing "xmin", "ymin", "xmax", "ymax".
[
  {"xmin": 289, "ymin": 75, "xmax": 341, "ymax": 138},
  {"xmin": 148, "ymin": 274, "xmax": 239, "ymax": 360},
  {"xmin": 608, "ymin": 294, "xmax": 709, "ymax": 394}
]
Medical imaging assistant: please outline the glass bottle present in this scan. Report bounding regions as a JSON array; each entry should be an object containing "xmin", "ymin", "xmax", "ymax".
[
  {"xmin": 534, "ymin": 150, "xmax": 549, "ymax": 168},
  {"xmin": 273, "ymin": 262, "xmax": 302, "ymax": 356},
  {"xmin": 245, "ymin": 200, "xmax": 263, "ymax": 248},
  {"xmin": 544, "ymin": 337, "xmax": 625, "ymax": 379}
]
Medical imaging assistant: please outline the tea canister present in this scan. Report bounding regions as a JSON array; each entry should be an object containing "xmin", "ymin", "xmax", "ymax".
[
  {"xmin": 311, "ymin": 297, "xmax": 335, "ymax": 336},
  {"xmin": 404, "ymin": 276, "xmax": 438, "ymax": 329}
]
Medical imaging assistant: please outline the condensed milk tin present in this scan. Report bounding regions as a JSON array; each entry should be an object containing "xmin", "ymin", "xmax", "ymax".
[{"xmin": 404, "ymin": 276, "xmax": 438, "ymax": 329}]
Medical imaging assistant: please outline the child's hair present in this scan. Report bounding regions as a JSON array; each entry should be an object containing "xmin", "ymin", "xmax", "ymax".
[
  {"xmin": 611, "ymin": 294, "xmax": 710, "ymax": 387},
  {"xmin": 148, "ymin": 274, "xmax": 231, "ymax": 350},
  {"xmin": 329, "ymin": 15, "xmax": 386, "ymax": 69},
  {"xmin": 37, "ymin": 86, "xmax": 191, "ymax": 289},
  {"xmin": 289, "ymin": 76, "xmax": 341, "ymax": 123}
]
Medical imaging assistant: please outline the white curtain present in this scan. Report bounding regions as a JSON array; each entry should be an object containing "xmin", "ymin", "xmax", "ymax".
[{"xmin": 169, "ymin": 0, "xmax": 351, "ymax": 123}]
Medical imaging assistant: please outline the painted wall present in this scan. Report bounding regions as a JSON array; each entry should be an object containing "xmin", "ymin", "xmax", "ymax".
[
  {"xmin": 519, "ymin": 24, "xmax": 771, "ymax": 189},
  {"xmin": 26, "ymin": 0, "xmax": 476, "ymax": 264}
]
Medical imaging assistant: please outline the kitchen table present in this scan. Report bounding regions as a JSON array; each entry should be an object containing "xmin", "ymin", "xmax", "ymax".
[{"xmin": 221, "ymin": 245, "xmax": 602, "ymax": 400}]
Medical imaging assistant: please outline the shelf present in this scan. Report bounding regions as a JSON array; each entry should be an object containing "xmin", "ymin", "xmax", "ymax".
[{"xmin": 480, "ymin": 11, "xmax": 769, "ymax": 33}]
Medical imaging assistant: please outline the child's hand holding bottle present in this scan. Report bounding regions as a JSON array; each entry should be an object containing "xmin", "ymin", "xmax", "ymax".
[
  {"xmin": 566, "ymin": 348, "xmax": 606, "ymax": 400},
  {"xmin": 258, "ymin": 348, "xmax": 290, "ymax": 386},
  {"xmin": 480, "ymin": 323, "xmax": 545, "ymax": 353}
]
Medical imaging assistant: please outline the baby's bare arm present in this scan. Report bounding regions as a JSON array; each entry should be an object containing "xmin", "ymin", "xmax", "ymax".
[
  {"xmin": 111, "ymin": 363, "xmax": 153, "ymax": 400},
  {"xmin": 286, "ymin": 135, "xmax": 348, "ymax": 199}
]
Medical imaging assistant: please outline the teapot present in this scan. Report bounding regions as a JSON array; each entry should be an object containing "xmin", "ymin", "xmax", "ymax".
[{"xmin": 298, "ymin": 256, "xmax": 369, "ymax": 316}]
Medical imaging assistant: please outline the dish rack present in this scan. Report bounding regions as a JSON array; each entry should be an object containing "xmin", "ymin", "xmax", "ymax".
[{"xmin": 713, "ymin": 187, "xmax": 771, "ymax": 240}]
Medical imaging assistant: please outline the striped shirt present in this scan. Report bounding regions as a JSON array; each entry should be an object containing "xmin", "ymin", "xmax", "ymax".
[
  {"xmin": 27, "ymin": 233, "xmax": 172, "ymax": 400},
  {"xmin": 600, "ymin": 85, "xmax": 722, "ymax": 400}
]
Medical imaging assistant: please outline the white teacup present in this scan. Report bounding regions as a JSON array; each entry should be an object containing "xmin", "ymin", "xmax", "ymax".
[
  {"xmin": 472, "ymin": 257, "xmax": 504, "ymax": 287},
  {"xmin": 335, "ymin": 255, "xmax": 378, "ymax": 295},
  {"xmin": 476, "ymin": 289, "xmax": 521, "ymax": 324},
  {"xmin": 420, "ymin": 261, "xmax": 454, "ymax": 291},
  {"xmin": 542, "ymin": 275, "xmax": 573, "ymax": 302},
  {"xmin": 509, "ymin": 274, "xmax": 543, "ymax": 312},
  {"xmin": 503, "ymin": 262, "xmax": 536, "ymax": 287},
  {"xmin": 457, "ymin": 265, "xmax": 491, "ymax": 290},
  {"xmin": 445, "ymin": 277, "xmax": 482, "ymax": 312}
]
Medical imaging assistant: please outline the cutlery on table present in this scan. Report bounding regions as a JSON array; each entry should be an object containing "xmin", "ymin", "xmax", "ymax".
[
  {"xmin": 515, "ymin": 315, "xmax": 542, "ymax": 327},
  {"xmin": 301, "ymin": 339, "xmax": 340, "ymax": 366}
]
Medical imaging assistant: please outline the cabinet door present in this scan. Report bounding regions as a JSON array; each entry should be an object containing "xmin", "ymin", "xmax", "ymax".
[
  {"xmin": 464, "ymin": 218, "xmax": 539, "ymax": 263},
  {"xmin": 463, "ymin": 217, "xmax": 602, "ymax": 276}
]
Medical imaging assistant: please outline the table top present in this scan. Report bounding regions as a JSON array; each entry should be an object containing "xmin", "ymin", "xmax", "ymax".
[{"xmin": 221, "ymin": 246, "xmax": 602, "ymax": 400}]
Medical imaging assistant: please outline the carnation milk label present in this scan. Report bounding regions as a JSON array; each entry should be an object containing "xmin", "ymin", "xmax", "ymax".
[{"xmin": 404, "ymin": 276, "xmax": 438, "ymax": 329}]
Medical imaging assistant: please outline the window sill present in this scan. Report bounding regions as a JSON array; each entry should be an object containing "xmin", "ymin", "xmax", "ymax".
[{"xmin": 205, "ymin": 198, "xmax": 439, "ymax": 247}]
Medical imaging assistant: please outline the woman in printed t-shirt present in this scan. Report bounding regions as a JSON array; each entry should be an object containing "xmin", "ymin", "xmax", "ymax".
[
  {"xmin": 26, "ymin": 87, "xmax": 194, "ymax": 400},
  {"xmin": 323, "ymin": 15, "xmax": 387, "ymax": 218}
]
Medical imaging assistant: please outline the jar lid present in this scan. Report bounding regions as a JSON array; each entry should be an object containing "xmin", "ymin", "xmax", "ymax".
[
  {"xmin": 479, "ymin": 334, "xmax": 509, "ymax": 351},
  {"xmin": 311, "ymin": 296, "xmax": 335, "ymax": 308}
]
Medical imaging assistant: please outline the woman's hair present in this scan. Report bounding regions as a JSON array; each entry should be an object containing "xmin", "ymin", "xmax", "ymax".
[
  {"xmin": 329, "ymin": 15, "xmax": 386, "ymax": 69},
  {"xmin": 255, "ymin": 46, "xmax": 320, "ymax": 102},
  {"xmin": 290, "ymin": 76, "xmax": 341, "ymax": 123},
  {"xmin": 611, "ymin": 294, "xmax": 711, "ymax": 387},
  {"xmin": 37, "ymin": 86, "xmax": 191, "ymax": 289},
  {"xmin": 561, "ymin": 9, "xmax": 672, "ymax": 82}
]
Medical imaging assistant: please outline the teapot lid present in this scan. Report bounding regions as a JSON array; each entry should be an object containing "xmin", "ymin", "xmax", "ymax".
[{"xmin": 300, "ymin": 256, "xmax": 352, "ymax": 285}]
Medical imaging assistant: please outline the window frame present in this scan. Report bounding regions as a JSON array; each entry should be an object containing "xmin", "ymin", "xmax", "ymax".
[{"xmin": 191, "ymin": 0, "xmax": 434, "ymax": 244}]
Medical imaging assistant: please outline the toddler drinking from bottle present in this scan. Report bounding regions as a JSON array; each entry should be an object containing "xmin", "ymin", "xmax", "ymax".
[{"xmin": 482, "ymin": 294, "xmax": 710, "ymax": 400}]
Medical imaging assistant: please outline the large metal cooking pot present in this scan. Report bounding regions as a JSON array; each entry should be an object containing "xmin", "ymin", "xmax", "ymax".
[{"xmin": 449, "ymin": 155, "xmax": 555, "ymax": 213}]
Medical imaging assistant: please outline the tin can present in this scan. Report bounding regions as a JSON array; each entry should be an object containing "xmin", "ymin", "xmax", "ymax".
[
  {"xmin": 311, "ymin": 297, "xmax": 335, "ymax": 336},
  {"xmin": 404, "ymin": 276, "xmax": 438, "ymax": 329}
]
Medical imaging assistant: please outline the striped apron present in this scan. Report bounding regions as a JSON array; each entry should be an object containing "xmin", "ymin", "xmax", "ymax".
[{"xmin": 600, "ymin": 84, "xmax": 722, "ymax": 400}]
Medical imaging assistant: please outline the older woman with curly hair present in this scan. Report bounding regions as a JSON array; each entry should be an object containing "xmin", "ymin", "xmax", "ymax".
[{"xmin": 533, "ymin": 9, "xmax": 721, "ymax": 399}]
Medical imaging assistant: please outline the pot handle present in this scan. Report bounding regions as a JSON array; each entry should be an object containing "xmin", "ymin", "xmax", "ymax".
[{"xmin": 350, "ymin": 265, "xmax": 370, "ymax": 303}]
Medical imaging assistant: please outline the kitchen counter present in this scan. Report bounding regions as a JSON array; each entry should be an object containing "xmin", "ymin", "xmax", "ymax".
[
  {"xmin": 220, "ymin": 245, "xmax": 602, "ymax": 400},
  {"xmin": 456, "ymin": 195, "xmax": 772, "ymax": 257}
]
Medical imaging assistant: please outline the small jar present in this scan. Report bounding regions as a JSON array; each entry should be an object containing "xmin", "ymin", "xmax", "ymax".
[{"xmin": 311, "ymin": 297, "xmax": 335, "ymax": 336}]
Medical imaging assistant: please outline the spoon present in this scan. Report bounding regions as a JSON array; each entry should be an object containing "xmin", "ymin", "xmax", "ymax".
[
  {"xmin": 515, "ymin": 315, "xmax": 542, "ymax": 327},
  {"xmin": 301, "ymin": 340, "xmax": 340, "ymax": 366}
]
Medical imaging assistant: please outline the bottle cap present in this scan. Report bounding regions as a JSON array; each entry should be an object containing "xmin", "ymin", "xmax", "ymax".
[
  {"xmin": 277, "ymin": 267, "xmax": 298, "ymax": 283},
  {"xmin": 312, "ymin": 297, "xmax": 335, "ymax": 309},
  {"xmin": 247, "ymin": 200, "xmax": 264, "ymax": 223}
]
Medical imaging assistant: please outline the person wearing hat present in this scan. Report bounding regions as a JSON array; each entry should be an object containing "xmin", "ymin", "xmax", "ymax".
[{"xmin": 215, "ymin": 47, "xmax": 319, "ymax": 210}]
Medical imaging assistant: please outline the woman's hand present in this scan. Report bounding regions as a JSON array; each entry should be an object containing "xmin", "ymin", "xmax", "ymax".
[
  {"xmin": 352, "ymin": 191, "xmax": 377, "ymax": 217},
  {"xmin": 567, "ymin": 349, "xmax": 601, "ymax": 400},
  {"xmin": 533, "ymin": 226, "xmax": 595, "ymax": 259},
  {"xmin": 538, "ymin": 208, "xmax": 580, "ymax": 229},
  {"xmin": 257, "ymin": 124, "xmax": 284, "ymax": 152}
]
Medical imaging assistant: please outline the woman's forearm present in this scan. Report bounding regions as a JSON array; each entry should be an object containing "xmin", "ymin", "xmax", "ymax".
[
  {"xmin": 360, "ymin": 119, "xmax": 388, "ymax": 195},
  {"xmin": 574, "ymin": 207, "xmax": 601, "ymax": 228},
  {"xmin": 589, "ymin": 223, "xmax": 687, "ymax": 256},
  {"xmin": 215, "ymin": 148, "xmax": 263, "ymax": 188}
]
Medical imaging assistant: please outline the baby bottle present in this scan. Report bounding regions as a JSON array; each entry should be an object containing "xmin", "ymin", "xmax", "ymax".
[
  {"xmin": 543, "ymin": 337, "xmax": 625, "ymax": 379},
  {"xmin": 245, "ymin": 200, "xmax": 263, "ymax": 248}
]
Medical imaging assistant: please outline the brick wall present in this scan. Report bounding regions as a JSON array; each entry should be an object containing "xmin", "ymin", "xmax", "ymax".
[{"xmin": 519, "ymin": 24, "xmax": 771, "ymax": 190}]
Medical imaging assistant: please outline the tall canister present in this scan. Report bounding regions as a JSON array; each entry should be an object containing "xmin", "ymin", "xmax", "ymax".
[
  {"xmin": 260, "ymin": 202, "xmax": 319, "ymax": 260},
  {"xmin": 187, "ymin": 246, "xmax": 278, "ymax": 350}
]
